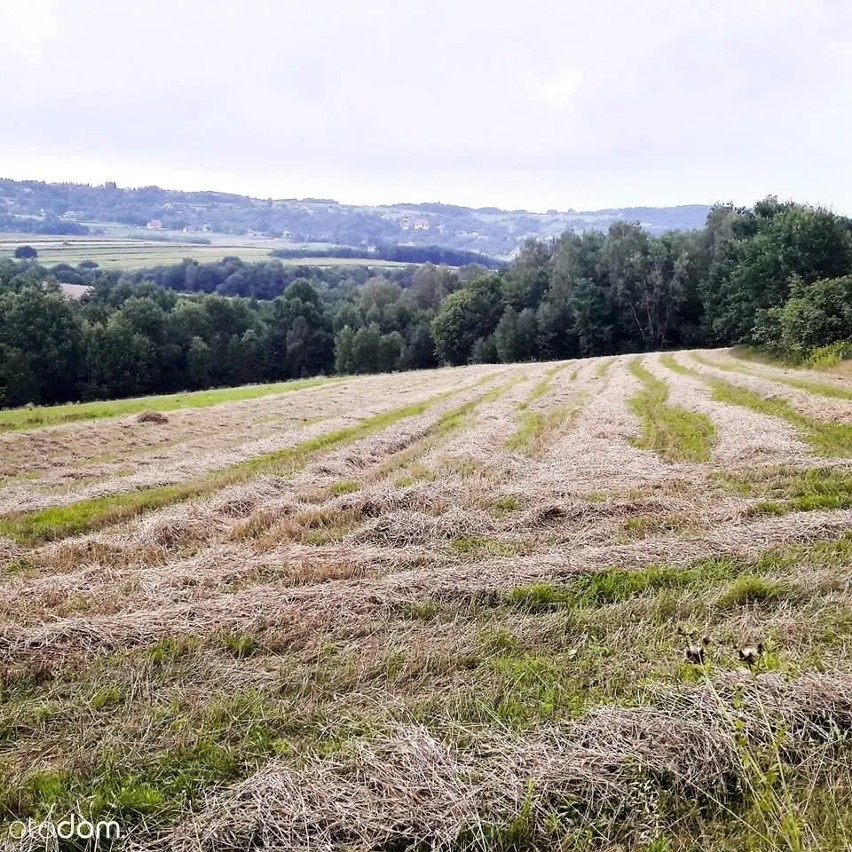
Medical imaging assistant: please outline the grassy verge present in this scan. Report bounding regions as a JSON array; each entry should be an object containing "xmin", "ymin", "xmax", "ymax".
[
  {"xmin": 0, "ymin": 390, "xmax": 460, "ymax": 545},
  {"xmin": 628, "ymin": 360, "xmax": 716, "ymax": 462},
  {"xmin": 0, "ymin": 376, "xmax": 338, "ymax": 433},
  {"xmin": 661, "ymin": 357, "xmax": 852, "ymax": 457}
]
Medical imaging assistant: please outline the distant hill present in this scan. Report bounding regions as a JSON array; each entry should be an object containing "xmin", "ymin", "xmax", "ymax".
[{"xmin": 0, "ymin": 178, "xmax": 712, "ymax": 258}]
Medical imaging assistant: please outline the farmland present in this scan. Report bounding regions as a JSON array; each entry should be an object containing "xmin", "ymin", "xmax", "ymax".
[
  {"xmin": 0, "ymin": 349, "xmax": 850, "ymax": 850},
  {"xmin": 0, "ymin": 234, "xmax": 410, "ymax": 270}
]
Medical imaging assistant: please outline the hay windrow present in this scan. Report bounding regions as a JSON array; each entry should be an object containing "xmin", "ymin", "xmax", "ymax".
[{"xmin": 157, "ymin": 673, "xmax": 852, "ymax": 852}]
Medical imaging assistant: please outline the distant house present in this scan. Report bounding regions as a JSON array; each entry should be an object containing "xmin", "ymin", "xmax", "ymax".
[
  {"xmin": 413, "ymin": 218, "xmax": 430, "ymax": 231},
  {"xmin": 146, "ymin": 219, "xmax": 163, "ymax": 230},
  {"xmin": 399, "ymin": 216, "xmax": 412, "ymax": 230}
]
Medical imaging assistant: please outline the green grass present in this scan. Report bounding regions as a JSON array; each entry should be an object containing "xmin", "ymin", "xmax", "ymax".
[
  {"xmin": 717, "ymin": 466, "xmax": 852, "ymax": 515},
  {"xmin": 2, "ymin": 534, "xmax": 851, "ymax": 847},
  {"xmin": 507, "ymin": 558, "xmax": 738, "ymax": 612},
  {"xmin": 0, "ymin": 234, "xmax": 411, "ymax": 271},
  {"xmin": 0, "ymin": 390, "xmax": 458, "ymax": 545},
  {"xmin": 0, "ymin": 376, "xmax": 337, "ymax": 433},
  {"xmin": 628, "ymin": 360, "xmax": 716, "ymax": 462}
]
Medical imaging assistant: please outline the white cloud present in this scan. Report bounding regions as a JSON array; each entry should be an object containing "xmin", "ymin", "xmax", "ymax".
[
  {"xmin": 526, "ymin": 68, "xmax": 584, "ymax": 109},
  {"xmin": 0, "ymin": 0, "xmax": 58, "ymax": 64}
]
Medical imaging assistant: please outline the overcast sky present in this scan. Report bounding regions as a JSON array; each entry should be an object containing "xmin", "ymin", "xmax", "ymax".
[{"xmin": 0, "ymin": 0, "xmax": 850, "ymax": 212}]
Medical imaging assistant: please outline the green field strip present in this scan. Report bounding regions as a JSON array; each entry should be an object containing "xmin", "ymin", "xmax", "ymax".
[
  {"xmin": 694, "ymin": 352, "xmax": 852, "ymax": 401},
  {"xmin": 628, "ymin": 360, "xmax": 716, "ymax": 462}
]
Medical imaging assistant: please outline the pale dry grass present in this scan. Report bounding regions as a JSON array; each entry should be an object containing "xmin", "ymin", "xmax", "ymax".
[
  {"xmin": 156, "ymin": 673, "xmax": 852, "ymax": 852},
  {"xmin": 647, "ymin": 353, "xmax": 810, "ymax": 466}
]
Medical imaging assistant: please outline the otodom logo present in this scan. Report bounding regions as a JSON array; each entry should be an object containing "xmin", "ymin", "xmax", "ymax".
[{"xmin": 7, "ymin": 815, "xmax": 122, "ymax": 843}]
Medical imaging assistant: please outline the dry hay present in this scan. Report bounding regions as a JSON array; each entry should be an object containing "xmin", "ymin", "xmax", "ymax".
[
  {"xmin": 137, "ymin": 409, "xmax": 170, "ymax": 424},
  {"xmin": 156, "ymin": 672, "xmax": 852, "ymax": 852},
  {"xmin": 351, "ymin": 506, "xmax": 498, "ymax": 548},
  {"xmin": 533, "ymin": 360, "xmax": 684, "ymax": 493},
  {"xmin": 707, "ymin": 348, "xmax": 852, "ymax": 393},
  {"xmin": 0, "ymin": 535, "xmax": 23, "ymax": 568}
]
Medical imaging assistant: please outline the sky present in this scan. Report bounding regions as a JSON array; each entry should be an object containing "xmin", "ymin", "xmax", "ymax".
[{"xmin": 1, "ymin": 0, "xmax": 851, "ymax": 213}]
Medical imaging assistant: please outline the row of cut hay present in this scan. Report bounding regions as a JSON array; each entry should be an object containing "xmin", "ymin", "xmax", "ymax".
[
  {"xmin": 0, "ymin": 416, "xmax": 355, "ymax": 515},
  {"xmin": 150, "ymin": 672, "xmax": 852, "ymax": 852},
  {"xmin": 418, "ymin": 361, "xmax": 559, "ymax": 471},
  {"xmin": 3, "ymin": 508, "xmax": 850, "ymax": 663},
  {"xmin": 526, "ymin": 358, "xmax": 686, "ymax": 493},
  {"xmin": 705, "ymin": 347, "xmax": 852, "ymax": 393},
  {"xmin": 422, "ymin": 356, "xmax": 607, "ymax": 490},
  {"xmin": 0, "ymin": 364, "xmax": 493, "ymax": 508},
  {"xmin": 0, "ymin": 363, "xmax": 494, "ymax": 488},
  {"xmin": 647, "ymin": 353, "xmax": 810, "ymax": 467},
  {"xmin": 685, "ymin": 351, "xmax": 852, "ymax": 425}
]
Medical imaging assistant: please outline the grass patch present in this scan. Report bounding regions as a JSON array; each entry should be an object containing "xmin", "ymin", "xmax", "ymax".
[
  {"xmin": 628, "ymin": 360, "xmax": 716, "ymax": 462},
  {"xmin": 450, "ymin": 536, "xmax": 529, "ymax": 557},
  {"xmin": 715, "ymin": 575, "xmax": 792, "ymax": 608},
  {"xmin": 506, "ymin": 398, "xmax": 583, "ymax": 457},
  {"xmin": 717, "ymin": 466, "xmax": 852, "ymax": 515},
  {"xmin": 622, "ymin": 513, "xmax": 694, "ymax": 539},
  {"xmin": 0, "ymin": 390, "xmax": 459, "ymax": 545},
  {"xmin": 0, "ymin": 376, "xmax": 337, "ymax": 433}
]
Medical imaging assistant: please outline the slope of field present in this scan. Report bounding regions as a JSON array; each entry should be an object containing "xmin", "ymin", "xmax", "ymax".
[{"xmin": 0, "ymin": 350, "xmax": 850, "ymax": 851}]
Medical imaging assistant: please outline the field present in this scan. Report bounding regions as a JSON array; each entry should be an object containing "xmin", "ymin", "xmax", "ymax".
[
  {"xmin": 0, "ymin": 349, "xmax": 851, "ymax": 850},
  {"xmin": 0, "ymin": 234, "xmax": 410, "ymax": 270}
]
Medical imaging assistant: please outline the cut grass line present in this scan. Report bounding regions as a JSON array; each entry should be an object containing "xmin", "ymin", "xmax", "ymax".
[
  {"xmin": 0, "ymin": 390, "xmax": 461, "ymax": 546},
  {"xmin": 517, "ymin": 362, "xmax": 570, "ymax": 410},
  {"xmin": 662, "ymin": 356, "xmax": 852, "ymax": 457},
  {"xmin": 0, "ymin": 377, "xmax": 340, "ymax": 433},
  {"xmin": 659, "ymin": 353, "xmax": 693, "ymax": 376},
  {"xmin": 628, "ymin": 360, "xmax": 716, "ymax": 462},
  {"xmin": 363, "ymin": 382, "xmax": 512, "ymax": 484},
  {"xmin": 694, "ymin": 352, "xmax": 852, "ymax": 402}
]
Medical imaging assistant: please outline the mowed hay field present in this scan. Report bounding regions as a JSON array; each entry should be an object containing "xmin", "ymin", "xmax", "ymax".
[{"xmin": 0, "ymin": 350, "xmax": 851, "ymax": 851}]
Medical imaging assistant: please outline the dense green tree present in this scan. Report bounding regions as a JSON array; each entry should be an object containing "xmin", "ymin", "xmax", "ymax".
[
  {"xmin": 187, "ymin": 336, "xmax": 213, "ymax": 388},
  {"xmin": 431, "ymin": 274, "xmax": 504, "ymax": 365}
]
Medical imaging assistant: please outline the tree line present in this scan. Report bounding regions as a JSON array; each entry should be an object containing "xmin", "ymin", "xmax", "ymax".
[{"xmin": 1, "ymin": 197, "xmax": 850, "ymax": 408}]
